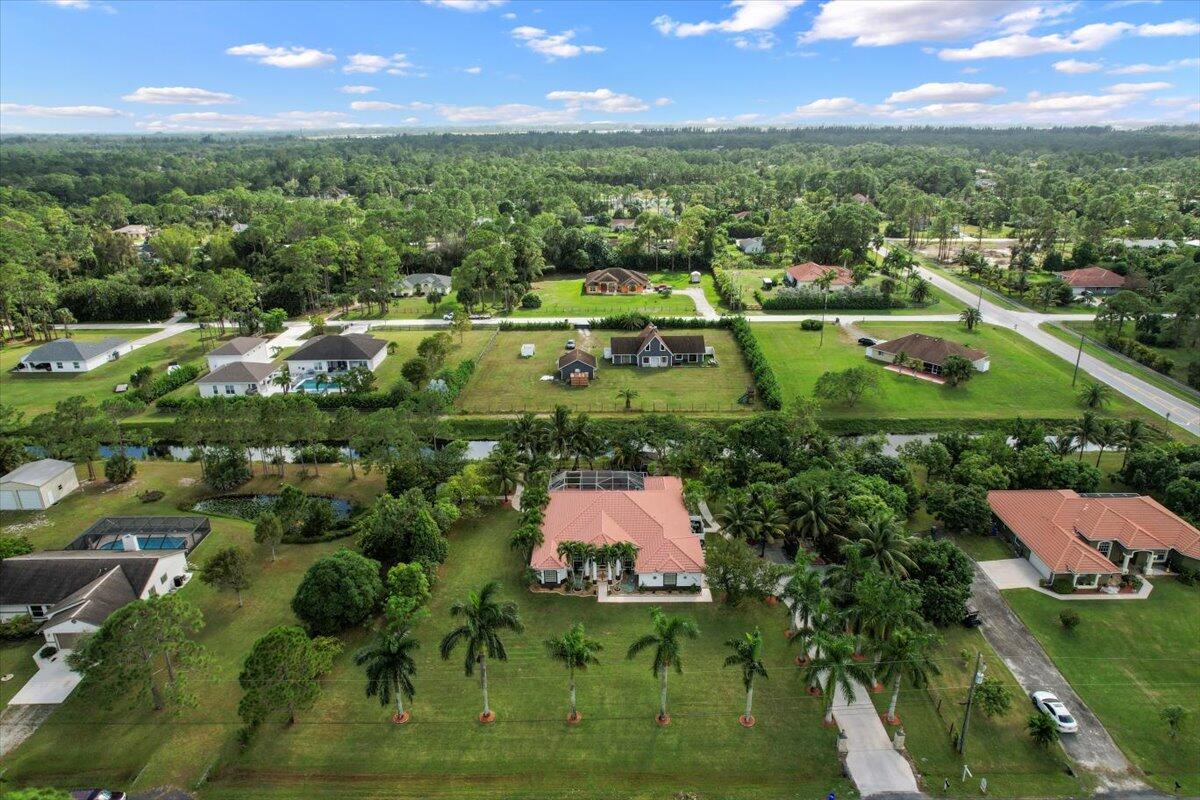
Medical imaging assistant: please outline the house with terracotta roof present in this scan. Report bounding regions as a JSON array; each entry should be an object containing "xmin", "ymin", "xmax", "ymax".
[
  {"xmin": 1056, "ymin": 267, "xmax": 1126, "ymax": 297},
  {"xmin": 584, "ymin": 267, "xmax": 650, "ymax": 295},
  {"xmin": 607, "ymin": 324, "xmax": 710, "ymax": 368},
  {"xmin": 987, "ymin": 489, "xmax": 1200, "ymax": 589},
  {"xmin": 866, "ymin": 333, "xmax": 990, "ymax": 375},
  {"xmin": 783, "ymin": 262, "xmax": 854, "ymax": 291},
  {"xmin": 532, "ymin": 471, "xmax": 705, "ymax": 592}
]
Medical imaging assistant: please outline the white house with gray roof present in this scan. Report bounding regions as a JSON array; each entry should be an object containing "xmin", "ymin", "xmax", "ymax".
[
  {"xmin": 205, "ymin": 336, "xmax": 275, "ymax": 371},
  {"xmin": 392, "ymin": 272, "xmax": 453, "ymax": 297},
  {"xmin": 285, "ymin": 333, "xmax": 388, "ymax": 379},
  {"xmin": 0, "ymin": 459, "xmax": 79, "ymax": 511},
  {"xmin": 196, "ymin": 360, "xmax": 283, "ymax": 397},
  {"xmin": 15, "ymin": 337, "xmax": 132, "ymax": 373}
]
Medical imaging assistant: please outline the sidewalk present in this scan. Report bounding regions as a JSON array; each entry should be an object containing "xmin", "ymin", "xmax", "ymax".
[{"xmin": 596, "ymin": 580, "xmax": 712, "ymax": 603}]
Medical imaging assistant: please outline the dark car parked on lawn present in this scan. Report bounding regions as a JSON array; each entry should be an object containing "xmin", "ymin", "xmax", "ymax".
[
  {"xmin": 857, "ymin": 337, "xmax": 877, "ymax": 346},
  {"xmin": 962, "ymin": 609, "xmax": 983, "ymax": 628}
]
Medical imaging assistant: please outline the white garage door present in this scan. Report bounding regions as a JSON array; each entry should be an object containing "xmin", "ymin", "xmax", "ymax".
[
  {"xmin": 0, "ymin": 490, "xmax": 17, "ymax": 511},
  {"xmin": 17, "ymin": 490, "xmax": 43, "ymax": 509}
]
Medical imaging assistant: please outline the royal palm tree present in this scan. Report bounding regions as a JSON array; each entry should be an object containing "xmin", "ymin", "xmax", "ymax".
[
  {"xmin": 824, "ymin": 543, "xmax": 873, "ymax": 607},
  {"xmin": 544, "ymin": 622, "xmax": 603, "ymax": 723},
  {"xmin": 439, "ymin": 581, "xmax": 524, "ymax": 723},
  {"xmin": 788, "ymin": 488, "xmax": 843, "ymax": 553},
  {"xmin": 557, "ymin": 540, "xmax": 596, "ymax": 585},
  {"xmin": 626, "ymin": 607, "xmax": 699, "ymax": 725},
  {"xmin": 485, "ymin": 441, "xmax": 522, "ymax": 502},
  {"xmin": 719, "ymin": 491, "xmax": 762, "ymax": 543},
  {"xmin": 780, "ymin": 564, "xmax": 823, "ymax": 638},
  {"xmin": 878, "ymin": 627, "xmax": 941, "ymax": 725},
  {"xmin": 724, "ymin": 628, "xmax": 769, "ymax": 727},
  {"xmin": 959, "ymin": 306, "xmax": 983, "ymax": 331},
  {"xmin": 801, "ymin": 634, "xmax": 875, "ymax": 725},
  {"xmin": 616, "ymin": 387, "xmax": 640, "ymax": 412},
  {"xmin": 354, "ymin": 625, "xmax": 419, "ymax": 723},
  {"xmin": 838, "ymin": 515, "xmax": 916, "ymax": 578}
]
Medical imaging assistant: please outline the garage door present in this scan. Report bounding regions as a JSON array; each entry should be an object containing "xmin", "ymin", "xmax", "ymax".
[
  {"xmin": 0, "ymin": 490, "xmax": 17, "ymax": 511},
  {"xmin": 17, "ymin": 490, "xmax": 42, "ymax": 509}
]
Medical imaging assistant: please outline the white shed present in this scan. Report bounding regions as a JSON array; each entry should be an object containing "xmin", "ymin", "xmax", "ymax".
[
  {"xmin": 0, "ymin": 459, "xmax": 79, "ymax": 511},
  {"xmin": 520, "ymin": 343, "xmax": 536, "ymax": 358},
  {"xmin": 689, "ymin": 271, "xmax": 701, "ymax": 283}
]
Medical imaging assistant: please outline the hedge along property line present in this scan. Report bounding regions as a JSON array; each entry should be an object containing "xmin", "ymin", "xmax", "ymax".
[
  {"xmin": 136, "ymin": 362, "xmax": 202, "ymax": 402},
  {"xmin": 758, "ymin": 286, "xmax": 906, "ymax": 311},
  {"xmin": 711, "ymin": 266, "xmax": 744, "ymax": 310},
  {"xmin": 497, "ymin": 320, "xmax": 573, "ymax": 331}
]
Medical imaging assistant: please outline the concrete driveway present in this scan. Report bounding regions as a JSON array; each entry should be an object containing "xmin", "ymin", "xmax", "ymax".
[
  {"xmin": 978, "ymin": 558, "xmax": 1042, "ymax": 590},
  {"xmin": 8, "ymin": 652, "xmax": 81, "ymax": 705},
  {"xmin": 970, "ymin": 566, "xmax": 1148, "ymax": 791}
]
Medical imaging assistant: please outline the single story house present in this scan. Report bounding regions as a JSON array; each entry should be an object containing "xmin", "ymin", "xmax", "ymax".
[
  {"xmin": 0, "ymin": 459, "xmax": 79, "ymax": 511},
  {"xmin": 532, "ymin": 471, "xmax": 704, "ymax": 591},
  {"xmin": 197, "ymin": 360, "xmax": 282, "ymax": 397},
  {"xmin": 285, "ymin": 333, "xmax": 388, "ymax": 379},
  {"xmin": 557, "ymin": 350, "xmax": 597, "ymax": 383},
  {"xmin": 393, "ymin": 273, "xmax": 453, "ymax": 297},
  {"xmin": 866, "ymin": 333, "xmax": 990, "ymax": 374},
  {"xmin": 584, "ymin": 267, "xmax": 650, "ymax": 295},
  {"xmin": 610, "ymin": 218, "xmax": 637, "ymax": 231},
  {"xmin": 15, "ymin": 337, "xmax": 132, "ymax": 373},
  {"xmin": 735, "ymin": 236, "xmax": 764, "ymax": 254},
  {"xmin": 608, "ymin": 324, "xmax": 710, "ymax": 368},
  {"xmin": 987, "ymin": 489, "xmax": 1200, "ymax": 589},
  {"xmin": 112, "ymin": 224, "xmax": 152, "ymax": 239},
  {"xmin": 1056, "ymin": 267, "xmax": 1126, "ymax": 297},
  {"xmin": 783, "ymin": 262, "xmax": 854, "ymax": 291},
  {"xmin": 205, "ymin": 336, "xmax": 274, "ymax": 371}
]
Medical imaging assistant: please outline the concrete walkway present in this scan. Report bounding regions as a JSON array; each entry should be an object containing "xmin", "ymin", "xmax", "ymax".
[
  {"xmin": 678, "ymin": 287, "xmax": 719, "ymax": 320},
  {"xmin": 969, "ymin": 565, "xmax": 1148, "ymax": 791},
  {"xmin": 596, "ymin": 580, "xmax": 712, "ymax": 603},
  {"xmin": 977, "ymin": 559, "xmax": 1154, "ymax": 601}
]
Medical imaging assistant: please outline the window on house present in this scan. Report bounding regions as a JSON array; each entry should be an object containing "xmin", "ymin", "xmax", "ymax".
[
  {"xmin": 72, "ymin": 362, "xmax": 80, "ymax": 369},
  {"xmin": 55, "ymin": 362, "xmax": 63, "ymax": 369},
  {"xmin": 543, "ymin": 570, "xmax": 558, "ymax": 583},
  {"xmin": 212, "ymin": 386, "xmax": 220, "ymax": 396},
  {"xmin": 663, "ymin": 573, "xmax": 678, "ymax": 587},
  {"xmin": 1097, "ymin": 541, "xmax": 1112, "ymax": 556},
  {"xmin": 225, "ymin": 385, "xmax": 236, "ymax": 394}
]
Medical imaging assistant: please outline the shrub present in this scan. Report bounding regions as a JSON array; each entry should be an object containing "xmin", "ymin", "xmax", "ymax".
[
  {"xmin": 0, "ymin": 614, "xmax": 38, "ymax": 641},
  {"xmin": 201, "ymin": 447, "xmax": 251, "ymax": 491},
  {"xmin": 760, "ymin": 286, "xmax": 905, "ymax": 311},
  {"xmin": 104, "ymin": 453, "xmax": 137, "ymax": 484},
  {"xmin": 1059, "ymin": 609, "xmax": 1081, "ymax": 630},
  {"xmin": 799, "ymin": 319, "xmax": 823, "ymax": 331},
  {"xmin": 291, "ymin": 549, "xmax": 383, "ymax": 635},
  {"xmin": 138, "ymin": 489, "xmax": 165, "ymax": 503},
  {"xmin": 136, "ymin": 363, "xmax": 201, "ymax": 402},
  {"xmin": 1050, "ymin": 576, "xmax": 1076, "ymax": 594},
  {"xmin": 0, "ymin": 535, "xmax": 34, "ymax": 560},
  {"xmin": 39, "ymin": 646, "xmax": 58, "ymax": 659},
  {"xmin": 1177, "ymin": 566, "xmax": 1200, "ymax": 586},
  {"xmin": 520, "ymin": 292, "xmax": 542, "ymax": 309}
]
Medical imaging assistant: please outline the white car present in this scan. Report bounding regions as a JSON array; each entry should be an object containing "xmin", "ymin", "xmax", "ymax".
[
  {"xmin": 1031, "ymin": 691, "xmax": 1079, "ymax": 733},
  {"xmin": 442, "ymin": 313, "xmax": 455, "ymax": 321}
]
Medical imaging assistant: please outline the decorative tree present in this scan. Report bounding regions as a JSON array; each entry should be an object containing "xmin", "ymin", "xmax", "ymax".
[
  {"xmin": 626, "ymin": 607, "xmax": 700, "ymax": 726},
  {"xmin": 544, "ymin": 622, "xmax": 603, "ymax": 723},
  {"xmin": 439, "ymin": 581, "xmax": 524, "ymax": 723}
]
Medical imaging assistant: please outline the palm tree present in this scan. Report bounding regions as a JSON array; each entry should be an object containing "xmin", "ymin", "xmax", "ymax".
[
  {"xmin": 780, "ymin": 564, "xmax": 823, "ymax": 638},
  {"xmin": 354, "ymin": 625, "xmax": 419, "ymax": 724},
  {"xmin": 439, "ymin": 581, "xmax": 524, "ymax": 723},
  {"xmin": 1093, "ymin": 417, "xmax": 1123, "ymax": 467},
  {"xmin": 718, "ymin": 492, "xmax": 761, "ymax": 543},
  {"xmin": 544, "ymin": 622, "xmax": 603, "ymax": 723},
  {"xmin": 1119, "ymin": 418, "xmax": 1149, "ymax": 470},
  {"xmin": 509, "ymin": 523, "xmax": 544, "ymax": 562},
  {"xmin": 485, "ymin": 441, "xmax": 522, "ymax": 502},
  {"xmin": 272, "ymin": 364, "xmax": 292, "ymax": 394},
  {"xmin": 1078, "ymin": 381, "xmax": 1112, "ymax": 410},
  {"xmin": 788, "ymin": 488, "xmax": 843, "ymax": 553},
  {"xmin": 959, "ymin": 306, "xmax": 983, "ymax": 331},
  {"xmin": 508, "ymin": 412, "xmax": 539, "ymax": 455},
  {"xmin": 801, "ymin": 633, "xmax": 875, "ymax": 725},
  {"xmin": 878, "ymin": 627, "xmax": 941, "ymax": 725},
  {"xmin": 313, "ymin": 373, "xmax": 328, "ymax": 395},
  {"xmin": 1067, "ymin": 410, "xmax": 1101, "ymax": 461},
  {"xmin": 616, "ymin": 387, "xmax": 640, "ymax": 412},
  {"xmin": 557, "ymin": 540, "xmax": 596, "ymax": 585},
  {"xmin": 908, "ymin": 278, "xmax": 932, "ymax": 305},
  {"xmin": 724, "ymin": 628, "xmax": 769, "ymax": 727},
  {"xmin": 838, "ymin": 515, "xmax": 916, "ymax": 578},
  {"xmin": 626, "ymin": 607, "xmax": 699, "ymax": 725},
  {"xmin": 753, "ymin": 495, "xmax": 788, "ymax": 557},
  {"xmin": 549, "ymin": 405, "xmax": 573, "ymax": 466}
]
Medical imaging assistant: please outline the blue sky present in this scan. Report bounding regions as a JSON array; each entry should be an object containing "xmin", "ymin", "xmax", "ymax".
[{"xmin": 2, "ymin": 0, "xmax": 1198, "ymax": 132}]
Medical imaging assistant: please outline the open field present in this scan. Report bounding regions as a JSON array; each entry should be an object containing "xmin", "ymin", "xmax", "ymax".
[
  {"xmin": 340, "ymin": 293, "xmax": 461, "ymax": 321},
  {"xmin": 206, "ymin": 508, "xmax": 853, "ymax": 800},
  {"xmin": 1, "ymin": 329, "xmax": 213, "ymax": 417},
  {"xmin": 456, "ymin": 329, "xmax": 757, "ymax": 414},
  {"xmin": 366, "ymin": 328, "xmax": 495, "ymax": 387},
  {"xmin": 871, "ymin": 623, "xmax": 1085, "ymax": 798},
  {"xmin": 1005, "ymin": 580, "xmax": 1200, "ymax": 794},
  {"xmin": 508, "ymin": 274, "xmax": 701, "ymax": 318},
  {"xmin": 754, "ymin": 321, "xmax": 1151, "ymax": 423},
  {"xmin": 729, "ymin": 269, "xmax": 965, "ymax": 315}
]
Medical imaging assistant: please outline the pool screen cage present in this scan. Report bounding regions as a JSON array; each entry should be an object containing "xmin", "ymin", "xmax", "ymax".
[
  {"xmin": 66, "ymin": 516, "xmax": 211, "ymax": 553},
  {"xmin": 548, "ymin": 470, "xmax": 646, "ymax": 492}
]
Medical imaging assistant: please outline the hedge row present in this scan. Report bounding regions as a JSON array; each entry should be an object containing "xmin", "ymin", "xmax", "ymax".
[
  {"xmin": 711, "ymin": 267, "xmax": 745, "ymax": 310},
  {"xmin": 588, "ymin": 313, "xmax": 728, "ymax": 331},
  {"xmin": 1101, "ymin": 333, "xmax": 1176, "ymax": 376},
  {"xmin": 497, "ymin": 320, "xmax": 573, "ymax": 331},
  {"xmin": 759, "ymin": 287, "xmax": 905, "ymax": 311},
  {"xmin": 136, "ymin": 363, "xmax": 201, "ymax": 402},
  {"xmin": 727, "ymin": 317, "xmax": 782, "ymax": 410}
]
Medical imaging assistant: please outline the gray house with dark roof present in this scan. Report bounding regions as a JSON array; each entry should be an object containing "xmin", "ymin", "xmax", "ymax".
[
  {"xmin": 16, "ymin": 337, "xmax": 132, "ymax": 373},
  {"xmin": 607, "ymin": 324, "xmax": 711, "ymax": 368},
  {"xmin": 393, "ymin": 273, "xmax": 453, "ymax": 297}
]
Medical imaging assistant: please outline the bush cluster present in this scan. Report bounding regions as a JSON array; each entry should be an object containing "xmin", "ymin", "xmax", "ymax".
[
  {"xmin": 712, "ymin": 267, "xmax": 745, "ymax": 310},
  {"xmin": 760, "ymin": 287, "xmax": 905, "ymax": 311},
  {"xmin": 1101, "ymin": 333, "xmax": 1176, "ymax": 375},
  {"xmin": 136, "ymin": 362, "xmax": 201, "ymax": 402},
  {"xmin": 60, "ymin": 279, "xmax": 175, "ymax": 322},
  {"xmin": 727, "ymin": 316, "xmax": 782, "ymax": 410}
]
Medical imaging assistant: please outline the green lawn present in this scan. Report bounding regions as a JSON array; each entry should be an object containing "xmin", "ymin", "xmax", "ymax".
[
  {"xmin": 366, "ymin": 329, "xmax": 495, "ymax": 388},
  {"xmin": 734, "ymin": 269, "xmax": 965, "ymax": 316},
  {"xmin": 754, "ymin": 321, "xmax": 1152, "ymax": 423},
  {"xmin": 0, "ymin": 640, "xmax": 42, "ymax": 706},
  {"xmin": 946, "ymin": 533, "xmax": 1015, "ymax": 562},
  {"xmin": 1004, "ymin": 580, "xmax": 1200, "ymax": 794},
  {"xmin": 872, "ymin": 624, "xmax": 1085, "ymax": 798},
  {"xmin": 508, "ymin": 275, "xmax": 699, "ymax": 318},
  {"xmin": 207, "ymin": 508, "xmax": 854, "ymax": 800},
  {"xmin": 340, "ymin": 293, "xmax": 461, "ymax": 321},
  {"xmin": 0, "ymin": 329, "xmax": 213, "ymax": 417},
  {"xmin": 456, "ymin": 329, "xmax": 757, "ymax": 414}
]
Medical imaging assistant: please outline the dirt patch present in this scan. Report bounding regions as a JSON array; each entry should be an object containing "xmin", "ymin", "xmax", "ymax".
[
  {"xmin": 1, "ymin": 517, "xmax": 50, "ymax": 535},
  {"xmin": 177, "ymin": 477, "xmax": 197, "ymax": 487}
]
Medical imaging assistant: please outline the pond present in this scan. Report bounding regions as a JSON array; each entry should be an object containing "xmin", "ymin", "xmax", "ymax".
[{"xmin": 191, "ymin": 494, "xmax": 353, "ymax": 522}]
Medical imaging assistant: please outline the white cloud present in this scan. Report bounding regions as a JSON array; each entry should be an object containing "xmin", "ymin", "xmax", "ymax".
[
  {"xmin": 511, "ymin": 26, "xmax": 604, "ymax": 59},
  {"xmin": 464, "ymin": 66, "xmax": 484, "ymax": 74},
  {"xmin": 43, "ymin": 0, "xmax": 116, "ymax": 12},
  {"xmin": 435, "ymin": 103, "xmax": 578, "ymax": 125},
  {"xmin": 801, "ymin": 0, "xmax": 1030, "ymax": 46},
  {"xmin": 421, "ymin": 0, "xmax": 506, "ymax": 10},
  {"xmin": 684, "ymin": 113, "xmax": 764, "ymax": 125},
  {"xmin": 344, "ymin": 53, "xmax": 415, "ymax": 75},
  {"xmin": 960, "ymin": 66, "xmax": 982, "ymax": 74},
  {"xmin": 502, "ymin": 12, "xmax": 516, "ymax": 19},
  {"xmin": 226, "ymin": 43, "xmax": 335, "ymax": 69},
  {"xmin": 340, "ymin": 85, "xmax": 377, "ymax": 94},
  {"xmin": 780, "ymin": 97, "xmax": 869, "ymax": 118},
  {"xmin": 136, "ymin": 110, "xmax": 348, "ymax": 132},
  {"xmin": 350, "ymin": 101, "xmax": 432, "ymax": 111},
  {"xmin": 654, "ymin": 97, "xmax": 674, "ymax": 107},
  {"xmin": 1106, "ymin": 81, "xmax": 1172, "ymax": 93},
  {"xmin": 0, "ymin": 103, "xmax": 125, "ymax": 117},
  {"xmin": 121, "ymin": 86, "xmax": 236, "ymax": 105},
  {"xmin": 653, "ymin": 1, "xmax": 803, "ymax": 39},
  {"xmin": 885, "ymin": 81, "xmax": 1005, "ymax": 103},
  {"xmin": 939, "ymin": 18, "xmax": 1200, "ymax": 60},
  {"xmin": 545, "ymin": 88, "xmax": 649, "ymax": 113},
  {"xmin": 733, "ymin": 32, "xmax": 778, "ymax": 50},
  {"xmin": 1053, "ymin": 59, "xmax": 1102, "ymax": 73},
  {"xmin": 1151, "ymin": 95, "xmax": 1197, "ymax": 107},
  {"xmin": 1109, "ymin": 58, "xmax": 1200, "ymax": 74}
]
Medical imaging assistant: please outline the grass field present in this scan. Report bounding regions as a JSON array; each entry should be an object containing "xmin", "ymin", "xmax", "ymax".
[
  {"xmin": 0, "ymin": 329, "xmax": 212, "ymax": 417},
  {"xmin": 871, "ymin": 624, "xmax": 1085, "ymax": 798},
  {"xmin": 508, "ymin": 274, "xmax": 701, "ymax": 318},
  {"xmin": 340, "ymin": 293, "xmax": 460, "ymax": 321},
  {"xmin": 1005, "ymin": 580, "xmax": 1200, "ymax": 794},
  {"xmin": 730, "ymin": 269, "xmax": 965, "ymax": 316},
  {"xmin": 456, "ymin": 329, "xmax": 757, "ymax": 414},
  {"xmin": 366, "ymin": 328, "xmax": 495, "ymax": 387},
  {"xmin": 754, "ymin": 321, "xmax": 1149, "ymax": 422}
]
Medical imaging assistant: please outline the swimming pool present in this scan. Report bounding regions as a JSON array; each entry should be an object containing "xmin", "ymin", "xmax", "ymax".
[
  {"xmin": 98, "ymin": 536, "xmax": 188, "ymax": 551},
  {"xmin": 294, "ymin": 378, "xmax": 341, "ymax": 394}
]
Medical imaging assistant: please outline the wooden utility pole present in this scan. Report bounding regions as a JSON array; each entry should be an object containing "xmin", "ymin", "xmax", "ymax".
[{"xmin": 956, "ymin": 652, "xmax": 987, "ymax": 755}]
